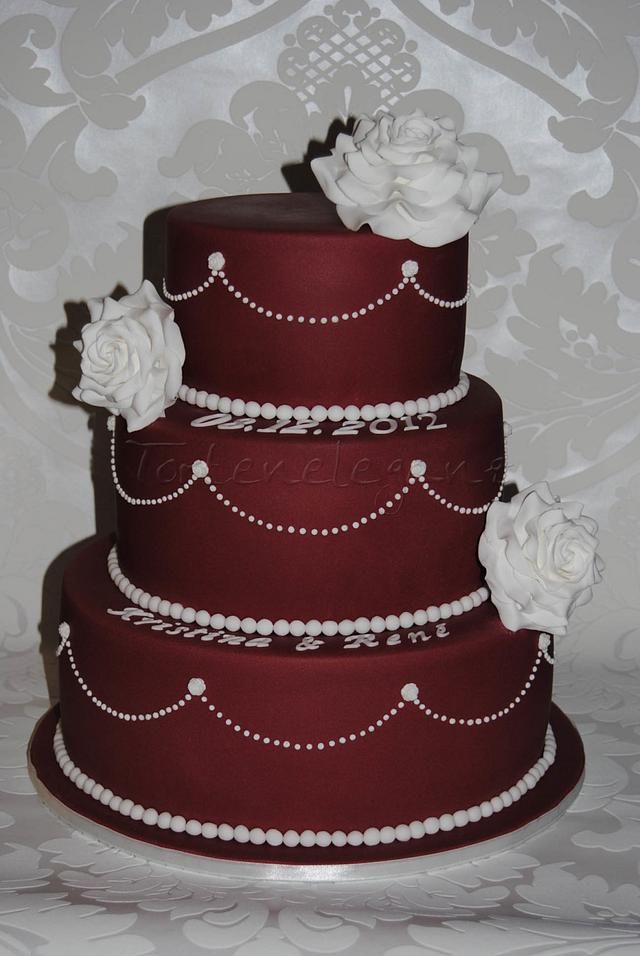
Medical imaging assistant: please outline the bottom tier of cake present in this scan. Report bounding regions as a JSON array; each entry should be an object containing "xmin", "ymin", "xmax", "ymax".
[{"xmin": 30, "ymin": 537, "xmax": 585, "ymax": 868}]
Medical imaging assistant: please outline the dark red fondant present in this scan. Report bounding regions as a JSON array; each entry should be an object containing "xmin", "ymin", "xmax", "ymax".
[
  {"xmin": 166, "ymin": 194, "xmax": 468, "ymax": 407},
  {"xmin": 30, "ymin": 704, "xmax": 584, "ymax": 866},
  {"xmin": 41, "ymin": 194, "xmax": 585, "ymax": 869},
  {"xmin": 55, "ymin": 539, "xmax": 558, "ymax": 844},
  {"xmin": 115, "ymin": 376, "xmax": 503, "ymax": 621}
]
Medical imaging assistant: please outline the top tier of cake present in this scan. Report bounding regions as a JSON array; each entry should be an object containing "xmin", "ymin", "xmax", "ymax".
[{"xmin": 165, "ymin": 193, "xmax": 468, "ymax": 410}]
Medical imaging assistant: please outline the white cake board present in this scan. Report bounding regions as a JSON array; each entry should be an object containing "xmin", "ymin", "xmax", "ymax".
[{"xmin": 29, "ymin": 754, "xmax": 583, "ymax": 883}]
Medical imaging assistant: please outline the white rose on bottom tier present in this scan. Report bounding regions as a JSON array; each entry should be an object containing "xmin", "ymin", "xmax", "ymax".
[
  {"xmin": 478, "ymin": 482, "xmax": 603, "ymax": 635},
  {"xmin": 73, "ymin": 280, "xmax": 185, "ymax": 432},
  {"xmin": 311, "ymin": 110, "xmax": 502, "ymax": 247}
]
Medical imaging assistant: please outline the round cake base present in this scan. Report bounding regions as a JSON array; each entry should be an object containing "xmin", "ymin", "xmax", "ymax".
[{"xmin": 28, "ymin": 704, "xmax": 584, "ymax": 882}]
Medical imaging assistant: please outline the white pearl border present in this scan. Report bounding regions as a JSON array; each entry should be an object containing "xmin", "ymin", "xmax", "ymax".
[
  {"xmin": 52, "ymin": 721, "xmax": 556, "ymax": 848},
  {"xmin": 162, "ymin": 255, "xmax": 470, "ymax": 318},
  {"xmin": 106, "ymin": 544, "xmax": 490, "ymax": 637},
  {"xmin": 177, "ymin": 372, "xmax": 470, "ymax": 423},
  {"xmin": 58, "ymin": 624, "xmax": 552, "ymax": 740}
]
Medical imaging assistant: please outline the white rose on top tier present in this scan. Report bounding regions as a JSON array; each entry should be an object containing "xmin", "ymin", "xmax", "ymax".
[
  {"xmin": 479, "ymin": 483, "xmax": 603, "ymax": 635},
  {"xmin": 73, "ymin": 280, "xmax": 185, "ymax": 432},
  {"xmin": 311, "ymin": 111, "xmax": 502, "ymax": 247}
]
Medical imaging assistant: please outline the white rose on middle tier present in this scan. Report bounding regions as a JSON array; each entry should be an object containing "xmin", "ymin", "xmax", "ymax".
[{"xmin": 479, "ymin": 482, "xmax": 603, "ymax": 635}]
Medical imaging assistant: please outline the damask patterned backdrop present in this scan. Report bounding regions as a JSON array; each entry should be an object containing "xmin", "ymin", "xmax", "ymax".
[{"xmin": 1, "ymin": 2, "xmax": 639, "ymax": 954}]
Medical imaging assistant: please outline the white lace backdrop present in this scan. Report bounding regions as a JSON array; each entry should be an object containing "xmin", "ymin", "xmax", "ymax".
[{"xmin": 1, "ymin": 2, "xmax": 639, "ymax": 953}]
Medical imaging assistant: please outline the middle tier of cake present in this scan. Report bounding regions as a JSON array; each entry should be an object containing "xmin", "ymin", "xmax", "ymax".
[{"xmin": 112, "ymin": 375, "xmax": 504, "ymax": 628}]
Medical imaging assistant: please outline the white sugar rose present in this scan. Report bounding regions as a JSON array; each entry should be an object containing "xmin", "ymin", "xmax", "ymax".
[
  {"xmin": 311, "ymin": 110, "xmax": 501, "ymax": 247},
  {"xmin": 479, "ymin": 483, "xmax": 603, "ymax": 635},
  {"xmin": 73, "ymin": 280, "xmax": 185, "ymax": 432}
]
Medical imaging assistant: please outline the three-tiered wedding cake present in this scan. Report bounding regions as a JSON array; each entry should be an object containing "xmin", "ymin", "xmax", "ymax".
[{"xmin": 30, "ymin": 113, "xmax": 601, "ymax": 871}]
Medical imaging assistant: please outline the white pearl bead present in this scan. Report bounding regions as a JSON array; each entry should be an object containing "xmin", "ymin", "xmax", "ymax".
[
  {"xmin": 321, "ymin": 620, "xmax": 338, "ymax": 637},
  {"xmin": 453, "ymin": 809, "xmax": 470, "ymax": 828},
  {"xmin": 395, "ymin": 824, "xmax": 412, "ymax": 842},
  {"xmin": 256, "ymin": 618, "xmax": 273, "ymax": 636},
  {"xmin": 327, "ymin": 405, "xmax": 344, "ymax": 422},
  {"xmin": 192, "ymin": 459, "xmax": 209, "ymax": 479},
  {"xmin": 401, "ymin": 682, "xmax": 419, "ymax": 702},
  {"xmin": 261, "ymin": 402, "xmax": 277, "ymax": 419},
  {"xmin": 274, "ymin": 619, "xmax": 289, "ymax": 636},
  {"xmin": 187, "ymin": 677, "xmax": 206, "ymax": 697},
  {"xmin": 310, "ymin": 405, "xmax": 328, "ymax": 422},
  {"xmin": 316, "ymin": 830, "xmax": 332, "ymax": 847}
]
